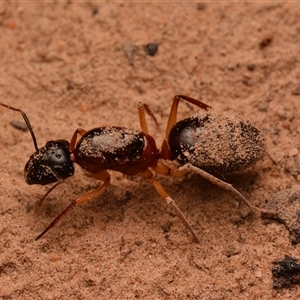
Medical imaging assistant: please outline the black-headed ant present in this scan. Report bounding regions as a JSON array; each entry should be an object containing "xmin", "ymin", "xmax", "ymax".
[{"xmin": 0, "ymin": 96, "xmax": 272, "ymax": 242}]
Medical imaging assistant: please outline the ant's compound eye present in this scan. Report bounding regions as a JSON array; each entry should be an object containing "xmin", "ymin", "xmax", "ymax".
[{"xmin": 24, "ymin": 140, "xmax": 75, "ymax": 185}]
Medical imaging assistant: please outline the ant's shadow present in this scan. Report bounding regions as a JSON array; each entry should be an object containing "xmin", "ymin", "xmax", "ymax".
[{"xmin": 34, "ymin": 169, "xmax": 261, "ymax": 239}]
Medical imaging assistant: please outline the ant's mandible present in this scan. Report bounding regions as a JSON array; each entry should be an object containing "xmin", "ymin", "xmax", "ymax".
[{"xmin": 0, "ymin": 95, "xmax": 272, "ymax": 242}]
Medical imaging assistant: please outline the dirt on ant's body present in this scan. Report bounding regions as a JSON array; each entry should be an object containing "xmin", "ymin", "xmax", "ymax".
[
  {"xmin": 169, "ymin": 108, "xmax": 265, "ymax": 175},
  {"xmin": 0, "ymin": 95, "xmax": 272, "ymax": 242}
]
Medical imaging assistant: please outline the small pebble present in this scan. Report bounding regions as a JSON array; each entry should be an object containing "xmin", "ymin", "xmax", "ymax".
[
  {"xmin": 144, "ymin": 43, "xmax": 158, "ymax": 56},
  {"xmin": 124, "ymin": 40, "xmax": 137, "ymax": 65},
  {"xmin": 10, "ymin": 120, "xmax": 28, "ymax": 132},
  {"xmin": 289, "ymin": 148, "xmax": 298, "ymax": 157}
]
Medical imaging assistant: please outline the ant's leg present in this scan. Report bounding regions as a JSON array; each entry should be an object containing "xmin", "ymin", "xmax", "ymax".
[
  {"xmin": 69, "ymin": 128, "xmax": 87, "ymax": 151},
  {"xmin": 36, "ymin": 170, "xmax": 111, "ymax": 240},
  {"xmin": 152, "ymin": 161, "xmax": 188, "ymax": 178},
  {"xmin": 165, "ymin": 95, "xmax": 211, "ymax": 140},
  {"xmin": 160, "ymin": 95, "xmax": 212, "ymax": 160},
  {"xmin": 181, "ymin": 164, "xmax": 276, "ymax": 215},
  {"xmin": 34, "ymin": 164, "xmax": 72, "ymax": 212},
  {"xmin": 140, "ymin": 168, "xmax": 199, "ymax": 243},
  {"xmin": 151, "ymin": 177, "xmax": 199, "ymax": 243},
  {"xmin": 34, "ymin": 181, "xmax": 64, "ymax": 213},
  {"xmin": 137, "ymin": 102, "xmax": 159, "ymax": 134},
  {"xmin": 35, "ymin": 129, "xmax": 88, "ymax": 211}
]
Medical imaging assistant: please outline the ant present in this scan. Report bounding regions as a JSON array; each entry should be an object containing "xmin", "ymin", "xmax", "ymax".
[{"xmin": 0, "ymin": 95, "xmax": 272, "ymax": 242}]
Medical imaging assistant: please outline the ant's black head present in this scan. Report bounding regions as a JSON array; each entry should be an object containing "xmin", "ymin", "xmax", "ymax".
[
  {"xmin": 25, "ymin": 140, "xmax": 75, "ymax": 185},
  {"xmin": 0, "ymin": 103, "xmax": 75, "ymax": 185}
]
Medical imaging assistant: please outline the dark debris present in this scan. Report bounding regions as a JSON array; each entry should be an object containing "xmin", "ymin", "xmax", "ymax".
[
  {"xmin": 272, "ymin": 256, "xmax": 300, "ymax": 289},
  {"xmin": 144, "ymin": 43, "xmax": 158, "ymax": 56}
]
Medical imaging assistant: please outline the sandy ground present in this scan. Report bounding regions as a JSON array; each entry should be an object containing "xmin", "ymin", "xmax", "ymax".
[{"xmin": 1, "ymin": 1, "xmax": 300, "ymax": 299}]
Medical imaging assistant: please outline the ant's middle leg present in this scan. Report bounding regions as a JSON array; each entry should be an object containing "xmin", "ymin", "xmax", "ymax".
[
  {"xmin": 152, "ymin": 161, "xmax": 189, "ymax": 178},
  {"xmin": 140, "ymin": 168, "xmax": 199, "ymax": 243},
  {"xmin": 137, "ymin": 102, "xmax": 159, "ymax": 134}
]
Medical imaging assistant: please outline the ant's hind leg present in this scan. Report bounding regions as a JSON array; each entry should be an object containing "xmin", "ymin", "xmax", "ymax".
[{"xmin": 181, "ymin": 163, "xmax": 276, "ymax": 216}]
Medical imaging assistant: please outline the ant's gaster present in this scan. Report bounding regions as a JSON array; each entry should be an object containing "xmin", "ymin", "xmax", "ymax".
[{"xmin": 0, "ymin": 96, "xmax": 274, "ymax": 242}]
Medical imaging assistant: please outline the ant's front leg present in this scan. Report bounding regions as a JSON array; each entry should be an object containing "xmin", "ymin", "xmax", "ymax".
[
  {"xmin": 36, "ymin": 128, "xmax": 88, "ymax": 210},
  {"xmin": 34, "ymin": 180, "xmax": 64, "ymax": 213},
  {"xmin": 36, "ymin": 170, "xmax": 111, "ymax": 240}
]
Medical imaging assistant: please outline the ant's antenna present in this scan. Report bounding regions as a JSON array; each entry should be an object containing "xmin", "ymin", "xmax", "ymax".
[{"xmin": 0, "ymin": 103, "xmax": 39, "ymax": 152}]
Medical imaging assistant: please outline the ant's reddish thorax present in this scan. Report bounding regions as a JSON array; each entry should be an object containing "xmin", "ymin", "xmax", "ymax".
[{"xmin": 73, "ymin": 126, "xmax": 159, "ymax": 176}]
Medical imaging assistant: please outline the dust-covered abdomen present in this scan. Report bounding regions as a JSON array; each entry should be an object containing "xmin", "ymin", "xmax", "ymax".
[{"xmin": 168, "ymin": 110, "xmax": 265, "ymax": 174}]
